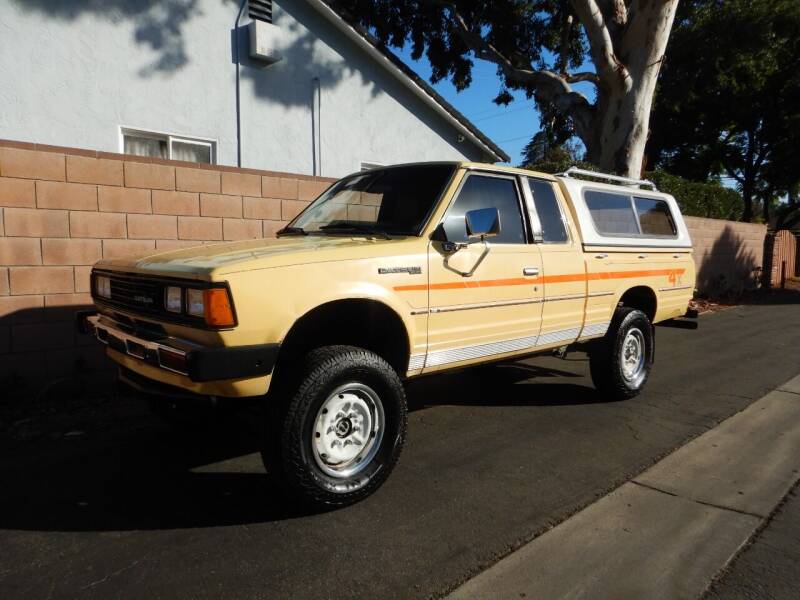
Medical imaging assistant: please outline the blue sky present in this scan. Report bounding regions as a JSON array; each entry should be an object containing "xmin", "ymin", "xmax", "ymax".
[{"xmin": 396, "ymin": 46, "xmax": 542, "ymax": 166}]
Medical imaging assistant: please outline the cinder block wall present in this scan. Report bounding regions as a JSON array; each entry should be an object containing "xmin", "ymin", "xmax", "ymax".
[
  {"xmin": 0, "ymin": 138, "xmax": 770, "ymax": 393},
  {"xmin": 684, "ymin": 216, "xmax": 767, "ymax": 295},
  {"xmin": 0, "ymin": 139, "xmax": 334, "ymax": 390}
]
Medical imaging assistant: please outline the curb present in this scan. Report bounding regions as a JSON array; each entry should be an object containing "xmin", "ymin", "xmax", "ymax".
[{"xmin": 447, "ymin": 374, "xmax": 800, "ymax": 600}]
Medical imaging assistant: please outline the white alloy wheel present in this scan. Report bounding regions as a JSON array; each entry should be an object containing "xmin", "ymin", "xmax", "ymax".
[
  {"xmin": 620, "ymin": 327, "xmax": 646, "ymax": 386},
  {"xmin": 311, "ymin": 382, "xmax": 385, "ymax": 478}
]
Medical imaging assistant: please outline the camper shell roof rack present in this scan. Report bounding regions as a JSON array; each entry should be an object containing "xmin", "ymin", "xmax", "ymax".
[{"xmin": 556, "ymin": 166, "xmax": 658, "ymax": 192}]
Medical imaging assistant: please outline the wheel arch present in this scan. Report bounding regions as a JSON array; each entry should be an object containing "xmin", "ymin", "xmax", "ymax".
[
  {"xmin": 274, "ymin": 298, "xmax": 411, "ymax": 381},
  {"xmin": 616, "ymin": 285, "xmax": 657, "ymax": 322}
]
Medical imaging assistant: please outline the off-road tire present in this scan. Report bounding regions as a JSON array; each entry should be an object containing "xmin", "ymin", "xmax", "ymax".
[
  {"xmin": 262, "ymin": 345, "xmax": 407, "ymax": 509},
  {"xmin": 589, "ymin": 307, "xmax": 654, "ymax": 400}
]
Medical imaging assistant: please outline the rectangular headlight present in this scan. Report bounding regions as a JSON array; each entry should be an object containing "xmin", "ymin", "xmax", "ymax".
[
  {"xmin": 95, "ymin": 275, "xmax": 111, "ymax": 299},
  {"xmin": 186, "ymin": 288, "xmax": 205, "ymax": 317},
  {"xmin": 186, "ymin": 287, "xmax": 236, "ymax": 327},
  {"xmin": 165, "ymin": 286, "xmax": 183, "ymax": 313}
]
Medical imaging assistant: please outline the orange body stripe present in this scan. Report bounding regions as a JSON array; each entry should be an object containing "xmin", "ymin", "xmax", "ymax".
[{"xmin": 394, "ymin": 268, "xmax": 685, "ymax": 292}]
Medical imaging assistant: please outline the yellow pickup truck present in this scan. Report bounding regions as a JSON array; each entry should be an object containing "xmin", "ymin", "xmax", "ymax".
[{"xmin": 79, "ymin": 162, "xmax": 695, "ymax": 507}]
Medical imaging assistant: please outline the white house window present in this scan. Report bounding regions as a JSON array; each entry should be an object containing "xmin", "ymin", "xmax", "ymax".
[{"xmin": 121, "ymin": 129, "xmax": 216, "ymax": 164}]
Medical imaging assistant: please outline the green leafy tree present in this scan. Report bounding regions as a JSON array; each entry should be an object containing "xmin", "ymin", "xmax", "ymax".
[
  {"xmin": 648, "ymin": 0, "xmax": 800, "ymax": 222},
  {"xmin": 331, "ymin": 0, "xmax": 681, "ymax": 177},
  {"xmin": 647, "ymin": 170, "xmax": 743, "ymax": 221}
]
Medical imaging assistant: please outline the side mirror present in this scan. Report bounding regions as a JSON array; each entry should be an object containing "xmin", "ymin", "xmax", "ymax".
[{"xmin": 465, "ymin": 207, "xmax": 501, "ymax": 239}]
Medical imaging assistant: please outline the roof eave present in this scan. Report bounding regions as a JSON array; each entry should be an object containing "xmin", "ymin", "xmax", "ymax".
[{"xmin": 306, "ymin": 0, "xmax": 510, "ymax": 163}]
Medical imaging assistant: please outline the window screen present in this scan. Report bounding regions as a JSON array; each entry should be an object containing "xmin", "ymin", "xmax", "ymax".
[
  {"xmin": 584, "ymin": 191, "xmax": 640, "ymax": 235},
  {"xmin": 443, "ymin": 175, "xmax": 525, "ymax": 244},
  {"xmin": 634, "ymin": 197, "xmax": 677, "ymax": 236},
  {"xmin": 528, "ymin": 178, "xmax": 568, "ymax": 243}
]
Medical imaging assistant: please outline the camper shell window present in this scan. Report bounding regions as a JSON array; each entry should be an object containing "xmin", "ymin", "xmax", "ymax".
[{"xmin": 584, "ymin": 190, "xmax": 678, "ymax": 239}]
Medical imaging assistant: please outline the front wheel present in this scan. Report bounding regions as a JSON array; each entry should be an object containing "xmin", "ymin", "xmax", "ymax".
[
  {"xmin": 589, "ymin": 307, "xmax": 654, "ymax": 400},
  {"xmin": 262, "ymin": 345, "xmax": 407, "ymax": 509}
]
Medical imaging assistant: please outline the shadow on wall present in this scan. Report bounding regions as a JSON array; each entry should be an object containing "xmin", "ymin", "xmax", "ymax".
[
  {"xmin": 696, "ymin": 225, "xmax": 761, "ymax": 299},
  {"xmin": 0, "ymin": 304, "xmax": 113, "ymax": 401},
  {"xmin": 10, "ymin": 0, "xmax": 208, "ymax": 75},
  {"xmin": 11, "ymin": 0, "xmax": 473, "ymax": 159}
]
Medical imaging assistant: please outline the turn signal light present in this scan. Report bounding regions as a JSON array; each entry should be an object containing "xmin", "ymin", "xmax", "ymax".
[{"xmin": 204, "ymin": 288, "xmax": 235, "ymax": 327}]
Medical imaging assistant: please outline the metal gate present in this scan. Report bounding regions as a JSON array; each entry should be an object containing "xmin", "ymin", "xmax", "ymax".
[{"xmin": 765, "ymin": 229, "xmax": 798, "ymax": 288}]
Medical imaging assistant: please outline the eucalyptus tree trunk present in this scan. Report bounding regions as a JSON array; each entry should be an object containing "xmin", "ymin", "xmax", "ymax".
[
  {"xmin": 439, "ymin": 0, "xmax": 680, "ymax": 178},
  {"xmin": 574, "ymin": 0, "xmax": 680, "ymax": 178}
]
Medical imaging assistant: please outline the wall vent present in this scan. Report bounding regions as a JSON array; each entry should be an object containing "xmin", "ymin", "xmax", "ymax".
[{"xmin": 249, "ymin": 0, "xmax": 273, "ymax": 24}]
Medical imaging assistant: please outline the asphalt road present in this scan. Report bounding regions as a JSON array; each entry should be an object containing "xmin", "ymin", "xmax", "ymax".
[
  {"xmin": 706, "ymin": 483, "xmax": 800, "ymax": 600},
  {"xmin": 2, "ymin": 301, "xmax": 800, "ymax": 600}
]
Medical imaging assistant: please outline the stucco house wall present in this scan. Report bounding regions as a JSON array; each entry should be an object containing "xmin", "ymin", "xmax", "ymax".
[{"xmin": 0, "ymin": 0, "xmax": 491, "ymax": 178}]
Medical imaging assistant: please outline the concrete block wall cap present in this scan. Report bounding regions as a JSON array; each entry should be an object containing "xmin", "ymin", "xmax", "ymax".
[
  {"xmin": 0, "ymin": 147, "xmax": 66, "ymax": 181},
  {"xmin": 0, "ymin": 139, "xmax": 338, "ymax": 183}
]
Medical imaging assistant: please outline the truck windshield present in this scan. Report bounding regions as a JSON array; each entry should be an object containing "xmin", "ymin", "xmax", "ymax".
[{"xmin": 288, "ymin": 164, "xmax": 456, "ymax": 236}]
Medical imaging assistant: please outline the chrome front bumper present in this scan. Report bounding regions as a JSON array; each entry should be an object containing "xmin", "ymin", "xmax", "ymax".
[
  {"xmin": 85, "ymin": 314, "xmax": 199, "ymax": 377},
  {"xmin": 78, "ymin": 312, "xmax": 280, "ymax": 382}
]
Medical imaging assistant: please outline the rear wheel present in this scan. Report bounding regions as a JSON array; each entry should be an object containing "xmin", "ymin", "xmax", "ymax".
[
  {"xmin": 262, "ymin": 345, "xmax": 407, "ymax": 509},
  {"xmin": 589, "ymin": 307, "xmax": 654, "ymax": 400}
]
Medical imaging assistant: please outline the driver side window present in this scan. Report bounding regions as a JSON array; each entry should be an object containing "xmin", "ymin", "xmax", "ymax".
[{"xmin": 442, "ymin": 175, "xmax": 526, "ymax": 244}]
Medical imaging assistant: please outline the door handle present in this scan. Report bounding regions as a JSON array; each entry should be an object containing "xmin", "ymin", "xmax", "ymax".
[
  {"xmin": 595, "ymin": 253, "xmax": 608, "ymax": 259},
  {"xmin": 638, "ymin": 254, "xmax": 648, "ymax": 259},
  {"xmin": 523, "ymin": 267, "xmax": 540, "ymax": 276}
]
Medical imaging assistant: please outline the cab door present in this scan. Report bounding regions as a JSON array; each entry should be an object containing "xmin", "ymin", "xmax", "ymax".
[
  {"xmin": 522, "ymin": 177, "xmax": 587, "ymax": 346},
  {"xmin": 423, "ymin": 172, "xmax": 543, "ymax": 372}
]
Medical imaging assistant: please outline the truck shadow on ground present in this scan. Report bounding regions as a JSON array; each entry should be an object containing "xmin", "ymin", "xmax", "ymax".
[{"xmin": 0, "ymin": 358, "xmax": 605, "ymax": 533}]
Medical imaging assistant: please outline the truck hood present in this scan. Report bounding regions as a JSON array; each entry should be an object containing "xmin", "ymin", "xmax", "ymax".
[{"xmin": 96, "ymin": 236, "xmax": 414, "ymax": 278}]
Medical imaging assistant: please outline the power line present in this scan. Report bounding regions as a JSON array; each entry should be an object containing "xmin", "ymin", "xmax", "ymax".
[
  {"xmin": 496, "ymin": 133, "xmax": 534, "ymax": 144},
  {"xmin": 471, "ymin": 105, "xmax": 533, "ymax": 123}
]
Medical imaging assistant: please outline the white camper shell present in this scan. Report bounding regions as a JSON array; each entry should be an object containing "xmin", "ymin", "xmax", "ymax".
[{"xmin": 556, "ymin": 168, "xmax": 692, "ymax": 250}]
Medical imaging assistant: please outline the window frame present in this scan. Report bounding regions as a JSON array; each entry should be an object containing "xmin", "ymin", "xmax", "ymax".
[
  {"xmin": 119, "ymin": 126, "xmax": 217, "ymax": 165},
  {"xmin": 521, "ymin": 176, "xmax": 572, "ymax": 245},
  {"xmin": 438, "ymin": 170, "xmax": 531, "ymax": 245},
  {"xmin": 633, "ymin": 196, "xmax": 678, "ymax": 237},
  {"xmin": 582, "ymin": 188, "xmax": 679, "ymax": 240}
]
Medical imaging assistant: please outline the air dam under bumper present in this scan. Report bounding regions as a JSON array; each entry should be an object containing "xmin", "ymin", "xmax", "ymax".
[{"xmin": 78, "ymin": 312, "xmax": 279, "ymax": 382}]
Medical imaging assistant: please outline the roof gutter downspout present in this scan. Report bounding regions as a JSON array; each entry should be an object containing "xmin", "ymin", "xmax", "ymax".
[{"xmin": 234, "ymin": 0, "xmax": 248, "ymax": 167}]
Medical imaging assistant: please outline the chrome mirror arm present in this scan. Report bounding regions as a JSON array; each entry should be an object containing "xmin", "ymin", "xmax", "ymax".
[{"xmin": 443, "ymin": 237, "xmax": 491, "ymax": 278}]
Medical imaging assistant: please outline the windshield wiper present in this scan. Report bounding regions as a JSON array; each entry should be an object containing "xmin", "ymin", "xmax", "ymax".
[
  {"xmin": 276, "ymin": 225, "xmax": 307, "ymax": 236},
  {"xmin": 319, "ymin": 223, "xmax": 392, "ymax": 239}
]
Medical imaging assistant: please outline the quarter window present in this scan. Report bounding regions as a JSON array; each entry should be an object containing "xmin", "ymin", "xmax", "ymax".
[
  {"xmin": 443, "ymin": 175, "xmax": 525, "ymax": 244},
  {"xmin": 584, "ymin": 191, "xmax": 640, "ymax": 235},
  {"xmin": 634, "ymin": 197, "xmax": 677, "ymax": 236},
  {"xmin": 528, "ymin": 178, "xmax": 568, "ymax": 243}
]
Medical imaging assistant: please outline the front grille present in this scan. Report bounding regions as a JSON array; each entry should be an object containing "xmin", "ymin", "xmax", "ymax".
[
  {"xmin": 104, "ymin": 272, "xmax": 165, "ymax": 314},
  {"xmin": 91, "ymin": 269, "xmax": 235, "ymax": 329}
]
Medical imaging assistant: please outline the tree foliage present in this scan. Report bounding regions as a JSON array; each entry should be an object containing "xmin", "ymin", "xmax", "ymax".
[
  {"xmin": 647, "ymin": 0, "xmax": 800, "ymax": 222},
  {"xmin": 330, "ymin": 0, "xmax": 680, "ymax": 176},
  {"xmin": 647, "ymin": 171, "xmax": 744, "ymax": 222},
  {"xmin": 520, "ymin": 141, "xmax": 596, "ymax": 174}
]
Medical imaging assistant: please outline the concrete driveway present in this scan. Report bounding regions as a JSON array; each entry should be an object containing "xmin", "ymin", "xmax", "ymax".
[{"xmin": 1, "ymin": 302, "xmax": 799, "ymax": 599}]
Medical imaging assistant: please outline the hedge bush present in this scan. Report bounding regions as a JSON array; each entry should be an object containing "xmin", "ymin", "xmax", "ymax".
[{"xmin": 645, "ymin": 170, "xmax": 743, "ymax": 221}]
